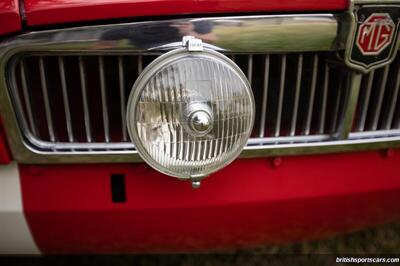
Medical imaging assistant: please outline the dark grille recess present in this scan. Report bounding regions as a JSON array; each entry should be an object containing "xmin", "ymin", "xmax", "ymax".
[{"xmin": 10, "ymin": 52, "xmax": 398, "ymax": 152}]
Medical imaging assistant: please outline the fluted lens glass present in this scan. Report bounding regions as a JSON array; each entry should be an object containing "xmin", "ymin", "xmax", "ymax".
[{"xmin": 128, "ymin": 51, "xmax": 254, "ymax": 179}]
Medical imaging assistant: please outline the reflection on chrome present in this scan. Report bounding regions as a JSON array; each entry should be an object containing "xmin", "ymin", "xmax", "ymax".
[{"xmin": 0, "ymin": 14, "xmax": 339, "ymax": 53}]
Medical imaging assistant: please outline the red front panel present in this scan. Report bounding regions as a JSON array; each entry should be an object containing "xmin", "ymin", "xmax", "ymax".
[
  {"xmin": 24, "ymin": 0, "xmax": 348, "ymax": 27},
  {"xmin": 0, "ymin": 0, "xmax": 21, "ymax": 35},
  {"xmin": 20, "ymin": 150, "xmax": 400, "ymax": 253}
]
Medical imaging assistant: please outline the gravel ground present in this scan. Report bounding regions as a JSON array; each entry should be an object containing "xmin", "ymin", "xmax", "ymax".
[{"xmin": 2, "ymin": 222, "xmax": 400, "ymax": 266}]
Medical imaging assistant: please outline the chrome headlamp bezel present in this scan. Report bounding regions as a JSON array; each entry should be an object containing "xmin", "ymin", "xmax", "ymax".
[{"xmin": 126, "ymin": 47, "xmax": 255, "ymax": 181}]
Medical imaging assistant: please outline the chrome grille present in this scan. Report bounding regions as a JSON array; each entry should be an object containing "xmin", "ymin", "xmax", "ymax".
[
  {"xmin": 2, "ymin": 14, "xmax": 400, "ymax": 164},
  {"xmin": 246, "ymin": 53, "xmax": 351, "ymax": 144},
  {"xmin": 9, "ymin": 52, "xmax": 355, "ymax": 152},
  {"xmin": 12, "ymin": 54, "xmax": 158, "ymax": 151},
  {"xmin": 353, "ymin": 57, "xmax": 400, "ymax": 133}
]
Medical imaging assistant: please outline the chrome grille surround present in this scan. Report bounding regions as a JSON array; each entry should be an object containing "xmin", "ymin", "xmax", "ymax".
[{"xmin": 1, "ymin": 14, "xmax": 400, "ymax": 164}]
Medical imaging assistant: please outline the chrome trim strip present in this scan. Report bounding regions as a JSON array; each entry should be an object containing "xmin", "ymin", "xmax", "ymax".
[
  {"xmin": 248, "ymin": 134, "xmax": 331, "ymax": 145},
  {"xmin": 0, "ymin": 14, "xmax": 339, "ymax": 54},
  {"xmin": 10, "ymin": 135, "xmax": 400, "ymax": 164},
  {"xmin": 355, "ymin": 0, "xmax": 400, "ymax": 3},
  {"xmin": 242, "ymin": 136, "xmax": 400, "ymax": 158}
]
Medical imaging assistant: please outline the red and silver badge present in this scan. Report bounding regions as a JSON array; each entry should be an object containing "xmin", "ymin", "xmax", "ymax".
[{"xmin": 345, "ymin": 4, "xmax": 400, "ymax": 73}]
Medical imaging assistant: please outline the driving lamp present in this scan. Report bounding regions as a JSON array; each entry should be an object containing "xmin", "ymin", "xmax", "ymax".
[{"xmin": 127, "ymin": 37, "xmax": 255, "ymax": 188}]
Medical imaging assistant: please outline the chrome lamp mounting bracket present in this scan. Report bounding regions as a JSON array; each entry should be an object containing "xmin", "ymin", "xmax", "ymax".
[{"xmin": 182, "ymin": 36, "xmax": 204, "ymax": 52}]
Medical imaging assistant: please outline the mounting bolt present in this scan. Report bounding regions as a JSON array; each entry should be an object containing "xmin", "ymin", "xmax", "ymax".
[
  {"xmin": 384, "ymin": 149, "xmax": 395, "ymax": 158},
  {"xmin": 191, "ymin": 181, "xmax": 201, "ymax": 189},
  {"xmin": 28, "ymin": 166, "xmax": 42, "ymax": 176},
  {"xmin": 182, "ymin": 35, "xmax": 203, "ymax": 52},
  {"xmin": 272, "ymin": 157, "xmax": 283, "ymax": 168}
]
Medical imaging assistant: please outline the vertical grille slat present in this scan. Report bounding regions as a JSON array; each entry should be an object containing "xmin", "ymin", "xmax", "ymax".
[
  {"xmin": 39, "ymin": 57, "xmax": 56, "ymax": 142},
  {"xmin": 138, "ymin": 55, "xmax": 143, "ymax": 74},
  {"xmin": 274, "ymin": 54, "xmax": 286, "ymax": 137},
  {"xmin": 303, "ymin": 54, "xmax": 318, "ymax": 135},
  {"xmin": 99, "ymin": 56, "xmax": 110, "ymax": 143},
  {"xmin": 258, "ymin": 55, "xmax": 269, "ymax": 138},
  {"xmin": 58, "ymin": 56, "xmax": 74, "ymax": 142},
  {"xmin": 357, "ymin": 70, "xmax": 374, "ymax": 132},
  {"xmin": 384, "ymin": 66, "xmax": 400, "ymax": 129},
  {"xmin": 19, "ymin": 61, "xmax": 38, "ymax": 137},
  {"xmin": 318, "ymin": 63, "xmax": 329, "ymax": 134},
  {"xmin": 118, "ymin": 56, "xmax": 127, "ymax": 142},
  {"xmin": 330, "ymin": 73, "xmax": 343, "ymax": 134},
  {"xmin": 247, "ymin": 54, "xmax": 253, "ymax": 86},
  {"xmin": 353, "ymin": 55, "xmax": 400, "ymax": 133},
  {"xmin": 371, "ymin": 66, "xmax": 389, "ymax": 131},
  {"xmin": 9, "ymin": 52, "xmax": 400, "ymax": 153},
  {"xmin": 338, "ymin": 72, "xmax": 361, "ymax": 140},
  {"xmin": 289, "ymin": 53, "xmax": 302, "ymax": 137},
  {"xmin": 78, "ymin": 56, "xmax": 92, "ymax": 143}
]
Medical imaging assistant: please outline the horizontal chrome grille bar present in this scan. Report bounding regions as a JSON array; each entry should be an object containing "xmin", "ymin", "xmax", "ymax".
[{"xmin": 0, "ymin": 14, "xmax": 339, "ymax": 54}]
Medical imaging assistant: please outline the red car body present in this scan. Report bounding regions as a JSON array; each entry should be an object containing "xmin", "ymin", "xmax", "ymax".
[
  {"xmin": 1, "ymin": 0, "xmax": 400, "ymax": 254},
  {"xmin": 24, "ymin": 0, "xmax": 347, "ymax": 27}
]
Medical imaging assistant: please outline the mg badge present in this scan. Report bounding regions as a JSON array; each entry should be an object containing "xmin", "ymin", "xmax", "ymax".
[
  {"xmin": 356, "ymin": 14, "xmax": 395, "ymax": 55},
  {"xmin": 345, "ymin": 5, "xmax": 400, "ymax": 73}
]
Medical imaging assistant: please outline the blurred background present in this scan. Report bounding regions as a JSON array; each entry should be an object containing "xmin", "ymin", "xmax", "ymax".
[{"xmin": 3, "ymin": 222, "xmax": 399, "ymax": 266}]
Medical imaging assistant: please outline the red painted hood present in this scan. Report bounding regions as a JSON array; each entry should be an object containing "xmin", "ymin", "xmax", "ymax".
[
  {"xmin": 22, "ymin": 0, "xmax": 348, "ymax": 28},
  {"xmin": 0, "ymin": 0, "xmax": 21, "ymax": 35}
]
